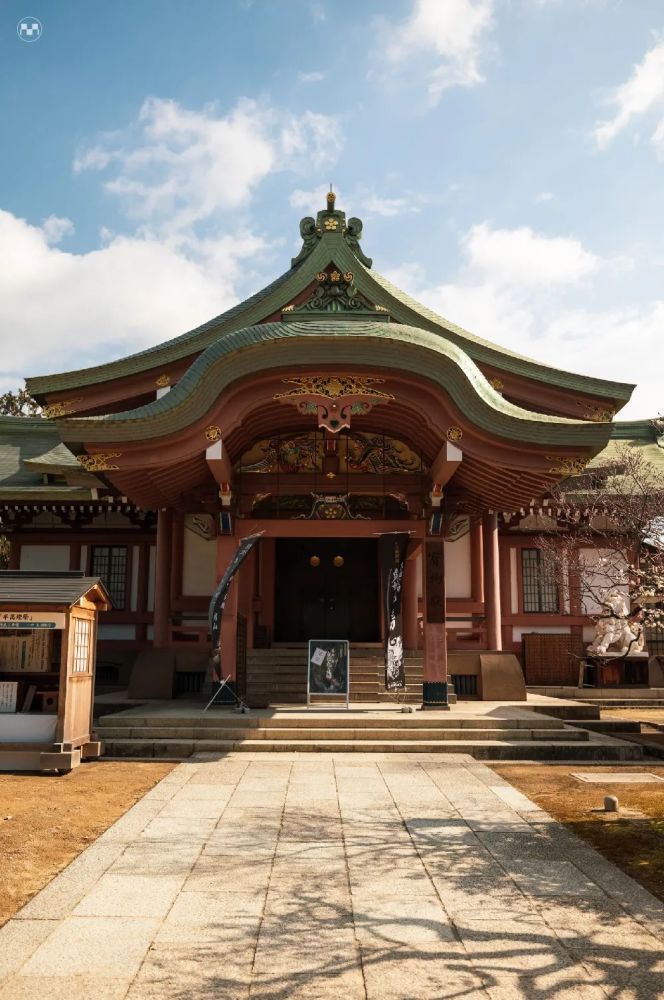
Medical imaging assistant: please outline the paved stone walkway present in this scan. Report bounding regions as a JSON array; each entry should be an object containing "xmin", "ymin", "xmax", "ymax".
[{"xmin": 1, "ymin": 753, "xmax": 663, "ymax": 999}]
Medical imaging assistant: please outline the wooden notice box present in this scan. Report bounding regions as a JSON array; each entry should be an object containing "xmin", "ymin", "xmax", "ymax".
[{"xmin": 0, "ymin": 572, "xmax": 110, "ymax": 772}]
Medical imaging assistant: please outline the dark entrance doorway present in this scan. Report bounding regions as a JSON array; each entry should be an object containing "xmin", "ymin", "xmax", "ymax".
[{"xmin": 274, "ymin": 538, "xmax": 380, "ymax": 642}]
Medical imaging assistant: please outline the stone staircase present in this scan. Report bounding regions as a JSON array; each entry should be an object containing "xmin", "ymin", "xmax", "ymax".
[
  {"xmin": 96, "ymin": 710, "xmax": 644, "ymax": 761},
  {"xmin": 245, "ymin": 644, "xmax": 423, "ymax": 706}
]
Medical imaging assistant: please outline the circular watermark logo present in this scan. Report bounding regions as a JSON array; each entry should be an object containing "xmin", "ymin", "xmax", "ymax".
[{"xmin": 17, "ymin": 17, "xmax": 42, "ymax": 42}]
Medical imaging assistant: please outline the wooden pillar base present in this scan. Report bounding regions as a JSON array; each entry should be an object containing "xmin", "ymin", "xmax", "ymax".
[{"xmin": 422, "ymin": 681, "xmax": 450, "ymax": 709}]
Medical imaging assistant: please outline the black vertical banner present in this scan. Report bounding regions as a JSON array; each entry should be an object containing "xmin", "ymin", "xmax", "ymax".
[
  {"xmin": 379, "ymin": 533, "xmax": 410, "ymax": 691},
  {"xmin": 209, "ymin": 533, "xmax": 263, "ymax": 649}
]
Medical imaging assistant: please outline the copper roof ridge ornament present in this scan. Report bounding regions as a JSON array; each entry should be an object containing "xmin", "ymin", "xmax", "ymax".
[{"xmin": 290, "ymin": 190, "xmax": 373, "ymax": 269}]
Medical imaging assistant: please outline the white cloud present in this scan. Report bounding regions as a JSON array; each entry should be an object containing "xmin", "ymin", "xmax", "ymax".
[
  {"xmin": 0, "ymin": 210, "xmax": 267, "ymax": 388},
  {"xmin": 75, "ymin": 97, "xmax": 342, "ymax": 237},
  {"xmin": 0, "ymin": 92, "xmax": 348, "ymax": 389},
  {"xmin": 536, "ymin": 191, "xmax": 554, "ymax": 203},
  {"xmin": 298, "ymin": 71, "xmax": 325, "ymax": 84},
  {"xmin": 593, "ymin": 40, "xmax": 664, "ymax": 150},
  {"xmin": 462, "ymin": 222, "xmax": 600, "ymax": 286},
  {"xmin": 377, "ymin": 0, "xmax": 494, "ymax": 104},
  {"xmin": 41, "ymin": 215, "xmax": 75, "ymax": 245},
  {"xmin": 310, "ymin": 2, "xmax": 326, "ymax": 22},
  {"xmin": 385, "ymin": 222, "xmax": 661, "ymax": 419},
  {"xmin": 290, "ymin": 185, "xmax": 422, "ymax": 219},
  {"xmin": 362, "ymin": 193, "xmax": 419, "ymax": 218}
]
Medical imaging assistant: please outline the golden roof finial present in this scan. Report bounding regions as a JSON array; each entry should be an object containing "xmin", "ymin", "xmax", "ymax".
[{"xmin": 327, "ymin": 184, "xmax": 336, "ymax": 210}]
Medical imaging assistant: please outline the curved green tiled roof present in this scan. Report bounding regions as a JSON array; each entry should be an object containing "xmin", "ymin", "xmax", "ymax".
[
  {"xmin": 57, "ymin": 319, "xmax": 614, "ymax": 451},
  {"xmin": 27, "ymin": 224, "xmax": 634, "ymax": 406},
  {"xmin": 587, "ymin": 418, "xmax": 664, "ymax": 470},
  {"xmin": 0, "ymin": 416, "xmax": 98, "ymax": 497}
]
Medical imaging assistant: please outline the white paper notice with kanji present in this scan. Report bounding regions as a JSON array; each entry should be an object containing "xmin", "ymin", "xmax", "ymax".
[
  {"xmin": 311, "ymin": 647, "xmax": 327, "ymax": 666},
  {"xmin": 0, "ymin": 681, "xmax": 18, "ymax": 713}
]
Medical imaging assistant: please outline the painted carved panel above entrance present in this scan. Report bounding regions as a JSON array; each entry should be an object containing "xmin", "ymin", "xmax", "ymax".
[
  {"xmin": 236, "ymin": 431, "xmax": 427, "ymax": 475},
  {"xmin": 250, "ymin": 492, "xmax": 409, "ymax": 520}
]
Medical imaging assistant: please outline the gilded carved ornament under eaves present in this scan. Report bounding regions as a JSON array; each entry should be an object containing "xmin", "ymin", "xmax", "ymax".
[
  {"xmin": 77, "ymin": 452, "xmax": 122, "ymax": 473},
  {"xmin": 547, "ymin": 456, "xmax": 589, "ymax": 476},
  {"xmin": 489, "ymin": 378, "xmax": 504, "ymax": 393},
  {"xmin": 446, "ymin": 426, "xmax": 463, "ymax": 443},
  {"xmin": 155, "ymin": 374, "xmax": 171, "ymax": 388},
  {"xmin": 205, "ymin": 425, "xmax": 222, "ymax": 443},
  {"xmin": 42, "ymin": 399, "xmax": 83, "ymax": 419},
  {"xmin": 274, "ymin": 375, "xmax": 393, "ymax": 401},
  {"xmin": 578, "ymin": 402, "xmax": 615, "ymax": 422}
]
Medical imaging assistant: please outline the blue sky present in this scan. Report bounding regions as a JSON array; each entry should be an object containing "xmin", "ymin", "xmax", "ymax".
[{"xmin": 1, "ymin": 0, "xmax": 663, "ymax": 418}]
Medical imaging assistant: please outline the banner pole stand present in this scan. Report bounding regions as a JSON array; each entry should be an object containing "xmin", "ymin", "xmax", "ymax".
[{"xmin": 203, "ymin": 674, "xmax": 249, "ymax": 713}]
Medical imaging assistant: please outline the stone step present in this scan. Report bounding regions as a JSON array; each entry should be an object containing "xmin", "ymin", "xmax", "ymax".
[
  {"xmin": 97, "ymin": 725, "xmax": 587, "ymax": 743},
  {"xmin": 98, "ymin": 714, "xmax": 565, "ymax": 730},
  {"xmin": 567, "ymin": 719, "xmax": 643, "ymax": 733},
  {"xmin": 102, "ymin": 737, "xmax": 642, "ymax": 761}
]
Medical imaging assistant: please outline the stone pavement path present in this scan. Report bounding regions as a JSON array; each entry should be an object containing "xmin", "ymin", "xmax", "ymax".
[{"xmin": 1, "ymin": 753, "xmax": 663, "ymax": 999}]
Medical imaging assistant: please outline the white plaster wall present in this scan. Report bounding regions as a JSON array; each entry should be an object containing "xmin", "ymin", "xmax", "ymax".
[
  {"xmin": 444, "ymin": 533, "xmax": 472, "ymax": 599},
  {"xmin": 20, "ymin": 545, "xmax": 70, "ymax": 572},
  {"xmin": 579, "ymin": 547, "xmax": 629, "ymax": 614},
  {"xmin": 182, "ymin": 530, "xmax": 217, "ymax": 596}
]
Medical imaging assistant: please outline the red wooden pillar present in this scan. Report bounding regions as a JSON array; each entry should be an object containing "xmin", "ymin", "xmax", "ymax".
[
  {"xmin": 402, "ymin": 549, "xmax": 419, "ymax": 650},
  {"xmin": 471, "ymin": 518, "xmax": 484, "ymax": 604},
  {"xmin": 482, "ymin": 511, "xmax": 503, "ymax": 650},
  {"xmin": 136, "ymin": 542, "xmax": 150, "ymax": 645},
  {"xmin": 421, "ymin": 539, "xmax": 449, "ymax": 708},
  {"xmin": 8, "ymin": 538, "xmax": 21, "ymax": 570},
  {"xmin": 153, "ymin": 508, "xmax": 173, "ymax": 648},
  {"xmin": 239, "ymin": 545, "xmax": 255, "ymax": 649},
  {"xmin": 216, "ymin": 535, "xmax": 238, "ymax": 681},
  {"xmin": 170, "ymin": 511, "xmax": 184, "ymax": 608}
]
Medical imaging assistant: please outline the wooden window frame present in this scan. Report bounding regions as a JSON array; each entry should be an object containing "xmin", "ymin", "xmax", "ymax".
[
  {"xmin": 88, "ymin": 544, "xmax": 131, "ymax": 611},
  {"xmin": 521, "ymin": 547, "xmax": 559, "ymax": 614}
]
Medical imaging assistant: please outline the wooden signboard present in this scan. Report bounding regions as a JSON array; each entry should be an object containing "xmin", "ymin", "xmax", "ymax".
[
  {"xmin": 0, "ymin": 612, "xmax": 66, "ymax": 629},
  {"xmin": 307, "ymin": 639, "xmax": 350, "ymax": 709}
]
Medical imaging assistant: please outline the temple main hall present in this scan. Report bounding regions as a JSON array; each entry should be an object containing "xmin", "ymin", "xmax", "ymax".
[{"xmin": 1, "ymin": 193, "xmax": 658, "ymax": 707}]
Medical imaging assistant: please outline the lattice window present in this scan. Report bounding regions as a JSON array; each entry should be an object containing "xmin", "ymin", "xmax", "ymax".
[
  {"xmin": 72, "ymin": 618, "xmax": 91, "ymax": 673},
  {"xmin": 522, "ymin": 548, "xmax": 558, "ymax": 613},
  {"xmin": 91, "ymin": 545, "xmax": 127, "ymax": 609}
]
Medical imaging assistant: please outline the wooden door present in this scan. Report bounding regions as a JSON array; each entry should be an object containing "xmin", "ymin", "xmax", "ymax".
[{"xmin": 275, "ymin": 538, "xmax": 379, "ymax": 642}]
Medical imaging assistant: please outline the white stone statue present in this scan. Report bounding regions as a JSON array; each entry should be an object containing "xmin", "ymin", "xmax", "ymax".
[{"xmin": 586, "ymin": 589, "xmax": 645, "ymax": 656}]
